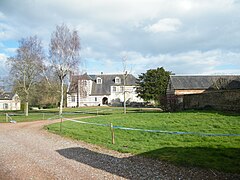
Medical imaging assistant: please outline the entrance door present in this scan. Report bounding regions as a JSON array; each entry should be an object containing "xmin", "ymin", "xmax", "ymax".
[{"xmin": 102, "ymin": 97, "xmax": 108, "ymax": 105}]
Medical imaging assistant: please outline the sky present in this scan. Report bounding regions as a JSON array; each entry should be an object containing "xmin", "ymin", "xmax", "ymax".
[{"xmin": 0, "ymin": 0, "xmax": 240, "ymax": 76}]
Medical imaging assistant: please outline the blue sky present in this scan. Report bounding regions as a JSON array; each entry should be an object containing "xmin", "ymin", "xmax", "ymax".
[{"xmin": 1, "ymin": 0, "xmax": 240, "ymax": 76}]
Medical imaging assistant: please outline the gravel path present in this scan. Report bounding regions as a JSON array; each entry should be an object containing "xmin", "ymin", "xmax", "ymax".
[{"xmin": 0, "ymin": 118, "xmax": 239, "ymax": 180}]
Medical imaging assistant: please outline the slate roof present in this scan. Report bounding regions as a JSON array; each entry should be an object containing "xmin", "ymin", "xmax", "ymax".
[
  {"xmin": 68, "ymin": 73, "xmax": 93, "ymax": 93},
  {"xmin": 69, "ymin": 73, "xmax": 137, "ymax": 95},
  {"xmin": 71, "ymin": 73, "xmax": 93, "ymax": 81},
  {"xmin": 0, "ymin": 92, "xmax": 15, "ymax": 100},
  {"xmin": 91, "ymin": 74, "xmax": 136, "ymax": 95},
  {"xmin": 170, "ymin": 75, "xmax": 240, "ymax": 90}
]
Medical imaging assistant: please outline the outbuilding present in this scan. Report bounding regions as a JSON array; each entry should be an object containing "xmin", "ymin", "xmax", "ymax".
[{"xmin": 0, "ymin": 92, "xmax": 21, "ymax": 110}]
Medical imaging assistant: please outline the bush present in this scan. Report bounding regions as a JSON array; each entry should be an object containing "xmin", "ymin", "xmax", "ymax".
[{"xmin": 42, "ymin": 103, "xmax": 58, "ymax": 109}]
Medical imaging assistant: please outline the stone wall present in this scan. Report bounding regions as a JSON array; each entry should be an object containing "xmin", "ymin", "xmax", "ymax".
[{"xmin": 183, "ymin": 90, "xmax": 240, "ymax": 112}]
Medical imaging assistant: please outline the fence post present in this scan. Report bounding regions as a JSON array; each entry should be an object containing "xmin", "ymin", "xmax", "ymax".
[
  {"xmin": 60, "ymin": 115, "xmax": 63, "ymax": 133},
  {"xmin": 110, "ymin": 123, "xmax": 115, "ymax": 144},
  {"xmin": 6, "ymin": 113, "xmax": 8, "ymax": 122},
  {"xmin": 42, "ymin": 113, "xmax": 45, "ymax": 120}
]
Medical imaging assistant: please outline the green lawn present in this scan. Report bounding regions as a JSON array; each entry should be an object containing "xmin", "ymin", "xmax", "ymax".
[
  {"xmin": 0, "ymin": 108, "xmax": 102, "ymax": 123},
  {"xmin": 0, "ymin": 107, "xmax": 158, "ymax": 122},
  {"xmin": 46, "ymin": 111, "xmax": 240, "ymax": 173}
]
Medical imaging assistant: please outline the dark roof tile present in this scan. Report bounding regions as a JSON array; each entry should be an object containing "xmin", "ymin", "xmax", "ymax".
[
  {"xmin": 170, "ymin": 75, "xmax": 240, "ymax": 90},
  {"xmin": 0, "ymin": 92, "xmax": 15, "ymax": 100},
  {"xmin": 69, "ymin": 74, "xmax": 137, "ymax": 95}
]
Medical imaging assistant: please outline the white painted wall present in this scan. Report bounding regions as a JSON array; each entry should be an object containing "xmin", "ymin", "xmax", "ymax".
[
  {"xmin": 109, "ymin": 85, "xmax": 144, "ymax": 104},
  {"xmin": 0, "ymin": 94, "xmax": 21, "ymax": 110},
  {"xmin": 67, "ymin": 81, "xmax": 144, "ymax": 107}
]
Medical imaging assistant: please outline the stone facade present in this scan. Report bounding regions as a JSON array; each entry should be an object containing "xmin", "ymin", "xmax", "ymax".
[
  {"xmin": 183, "ymin": 90, "xmax": 240, "ymax": 112},
  {"xmin": 67, "ymin": 73, "xmax": 144, "ymax": 107}
]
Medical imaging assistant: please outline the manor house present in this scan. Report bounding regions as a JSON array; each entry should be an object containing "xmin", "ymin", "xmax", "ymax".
[{"xmin": 67, "ymin": 73, "xmax": 144, "ymax": 107}]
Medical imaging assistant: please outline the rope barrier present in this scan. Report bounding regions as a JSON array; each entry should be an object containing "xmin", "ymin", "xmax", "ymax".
[
  {"xmin": 112, "ymin": 126, "xmax": 240, "ymax": 137},
  {"xmin": 65, "ymin": 118, "xmax": 109, "ymax": 127},
  {"xmin": 47, "ymin": 114, "xmax": 61, "ymax": 120},
  {"xmin": 74, "ymin": 109, "xmax": 113, "ymax": 114},
  {"xmin": 64, "ymin": 117, "xmax": 240, "ymax": 137},
  {"xmin": 5, "ymin": 113, "xmax": 239, "ymax": 137},
  {"xmin": 5, "ymin": 113, "xmax": 16, "ymax": 123}
]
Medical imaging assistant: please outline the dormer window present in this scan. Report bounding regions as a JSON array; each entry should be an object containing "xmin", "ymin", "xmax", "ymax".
[
  {"xmin": 115, "ymin": 77, "xmax": 121, "ymax": 84},
  {"xmin": 97, "ymin": 77, "xmax": 102, "ymax": 84}
]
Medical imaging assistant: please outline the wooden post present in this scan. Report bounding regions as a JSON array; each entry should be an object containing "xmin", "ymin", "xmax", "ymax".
[
  {"xmin": 60, "ymin": 115, "xmax": 63, "ymax": 133},
  {"xmin": 6, "ymin": 113, "xmax": 8, "ymax": 122},
  {"xmin": 110, "ymin": 123, "xmax": 115, "ymax": 144}
]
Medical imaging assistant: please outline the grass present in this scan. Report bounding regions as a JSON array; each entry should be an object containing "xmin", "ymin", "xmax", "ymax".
[
  {"xmin": 46, "ymin": 110, "xmax": 240, "ymax": 173},
  {"xmin": 0, "ymin": 107, "xmax": 110, "ymax": 122},
  {"xmin": 0, "ymin": 106, "xmax": 151, "ymax": 122}
]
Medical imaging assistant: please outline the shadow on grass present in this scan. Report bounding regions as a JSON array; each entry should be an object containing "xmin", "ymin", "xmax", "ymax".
[
  {"xmin": 140, "ymin": 147, "xmax": 240, "ymax": 174},
  {"xmin": 56, "ymin": 147, "xmax": 240, "ymax": 179}
]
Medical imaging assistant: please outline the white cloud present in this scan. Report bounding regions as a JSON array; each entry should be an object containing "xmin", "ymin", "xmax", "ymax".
[
  {"xmin": 0, "ymin": 23, "xmax": 18, "ymax": 40},
  {"xmin": 0, "ymin": 53, "xmax": 8, "ymax": 75},
  {"xmin": 4, "ymin": 48, "xmax": 17, "ymax": 54},
  {"xmin": 0, "ymin": 11, "xmax": 6, "ymax": 20},
  {"xmin": 0, "ymin": 53, "xmax": 7, "ymax": 62},
  {"xmin": 0, "ymin": 0, "xmax": 240, "ymax": 76},
  {"xmin": 122, "ymin": 50, "xmax": 240, "ymax": 75},
  {"xmin": 144, "ymin": 18, "xmax": 182, "ymax": 33}
]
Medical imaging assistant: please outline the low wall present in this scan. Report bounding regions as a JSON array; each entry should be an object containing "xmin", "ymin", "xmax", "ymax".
[{"xmin": 183, "ymin": 90, "xmax": 240, "ymax": 112}]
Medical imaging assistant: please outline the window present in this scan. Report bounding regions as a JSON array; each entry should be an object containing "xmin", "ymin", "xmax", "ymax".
[
  {"xmin": 83, "ymin": 91, "xmax": 87, "ymax": 97},
  {"xmin": 71, "ymin": 96, "xmax": 75, "ymax": 102},
  {"xmin": 115, "ymin": 77, "xmax": 121, "ymax": 84},
  {"xmin": 112, "ymin": 86, "xmax": 116, "ymax": 92},
  {"xmin": 4, "ymin": 103, "xmax": 8, "ymax": 109},
  {"xmin": 83, "ymin": 80, "xmax": 87, "ymax": 86},
  {"xmin": 97, "ymin": 77, "xmax": 102, "ymax": 84},
  {"xmin": 120, "ymin": 86, "xmax": 124, "ymax": 92},
  {"xmin": 95, "ymin": 97, "xmax": 97, "ymax": 102}
]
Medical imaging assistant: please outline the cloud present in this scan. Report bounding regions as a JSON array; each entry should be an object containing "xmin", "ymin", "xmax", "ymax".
[
  {"xmin": 122, "ymin": 50, "xmax": 240, "ymax": 75},
  {"xmin": 0, "ymin": 0, "xmax": 240, "ymax": 76},
  {"xmin": 144, "ymin": 18, "xmax": 182, "ymax": 33},
  {"xmin": 0, "ymin": 53, "xmax": 7, "ymax": 62},
  {"xmin": 0, "ymin": 22, "xmax": 18, "ymax": 40},
  {"xmin": 0, "ymin": 53, "xmax": 8, "ymax": 75}
]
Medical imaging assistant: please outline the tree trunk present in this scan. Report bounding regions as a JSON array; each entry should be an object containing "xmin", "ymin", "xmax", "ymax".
[
  {"xmin": 124, "ymin": 88, "xmax": 126, "ymax": 114},
  {"xmin": 77, "ymin": 80, "xmax": 80, "ymax": 107},
  {"xmin": 25, "ymin": 93, "xmax": 29, "ymax": 116},
  {"xmin": 25, "ymin": 101, "xmax": 29, "ymax": 116},
  {"xmin": 59, "ymin": 79, "xmax": 64, "ymax": 116},
  {"xmin": 123, "ymin": 73, "xmax": 127, "ymax": 114}
]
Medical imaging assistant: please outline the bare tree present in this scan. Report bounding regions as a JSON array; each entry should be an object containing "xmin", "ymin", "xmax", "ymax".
[
  {"xmin": 49, "ymin": 24, "xmax": 80, "ymax": 115},
  {"xmin": 122, "ymin": 55, "xmax": 132, "ymax": 114},
  {"xmin": 211, "ymin": 78, "xmax": 230, "ymax": 90},
  {"xmin": 8, "ymin": 36, "xmax": 45, "ymax": 116}
]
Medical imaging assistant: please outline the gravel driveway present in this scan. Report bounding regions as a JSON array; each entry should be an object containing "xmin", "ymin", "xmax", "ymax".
[{"xmin": 0, "ymin": 118, "xmax": 239, "ymax": 180}]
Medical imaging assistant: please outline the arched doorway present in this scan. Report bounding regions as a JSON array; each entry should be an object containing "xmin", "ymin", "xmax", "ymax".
[{"xmin": 102, "ymin": 97, "xmax": 108, "ymax": 105}]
